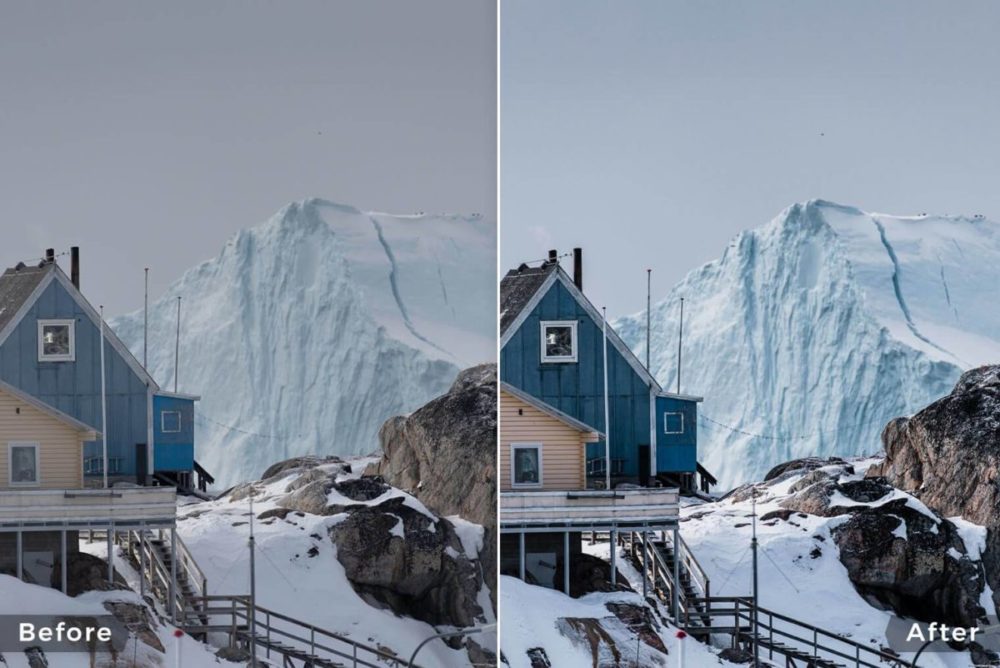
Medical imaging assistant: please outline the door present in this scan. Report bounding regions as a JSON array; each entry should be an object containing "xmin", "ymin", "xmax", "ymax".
[
  {"xmin": 638, "ymin": 444, "xmax": 650, "ymax": 486},
  {"xmin": 136, "ymin": 443, "xmax": 148, "ymax": 485}
]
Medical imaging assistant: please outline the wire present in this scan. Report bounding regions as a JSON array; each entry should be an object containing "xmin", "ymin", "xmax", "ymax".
[
  {"xmin": 698, "ymin": 410, "xmax": 896, "ymax": 444},
  {"xmin": 758, "ymin": 545, "xmax": 801, "ymax": 594},
  {"xmin": 195, "ymin": 413, "xmax": 305, "ymax": 443}
]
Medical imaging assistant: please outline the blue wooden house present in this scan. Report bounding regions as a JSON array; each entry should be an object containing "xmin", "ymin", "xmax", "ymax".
[
  {"xmin": 500, "ymin": 249, "xmax": 715, "ymax": 493},
  {"xmin": 0, "ymin": 249, "xmax": 211, "ymax": 492}
]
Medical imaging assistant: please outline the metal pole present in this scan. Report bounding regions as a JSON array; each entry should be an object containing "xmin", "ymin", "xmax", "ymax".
[
  {"xmin": 677, "ymin": 297, "xmax": 684, "ymax": 395},
  {"xmin": 563, "ymin": 532, "xmax": 570, "ymax": 595},
  {"xmin": 646, "ymin": 269, "xmax": 651, "ymax": 371},
  {"xmin": 518, "ymin": 532, "xmax": 525, "ymax": 580},
  {"xmin": 249, "ymin": 495, "xmax": 258, "ymax": 666},
  {"xmin": 610, "ymin": 528, "xmax": 617, "ymax": 586},
  {"xmin": 107, "ymin": 524, "xmax": 114, "ymax": 583},
  {"xmin": 672, "ymin": 527, "xmax": 681, "ymax": 622},
  {"xmin": 602, "ymin": 306, "xmax": 611, "ymax": 490},
  {"xmin": 60, "ymin": 530, "xmax": 67, "ymax": 594},
  {"xmin": 752, "ymin": 492, "xmax": 760, "ymax": 667},
  {"xmin": 169, "ymin": 528, "xmax": 178, "ymax": 623},
  {"xmin": 642, "ymin": 531, "xmax": 648, "ymax": 600},
  {"xmin": 174, "ymin": 296, "xmax": 181, "ymax": 393},
  {"xmin": 100, "ymin": 305, "xmax": 108, "ymax": 489},
  {"xmin": 143, "ymin": 268, "xmax": 149, "ymax": 369},
  {"xmin": 139, "ymin": 530, "xmax": 146, "ymax": 601},
  {"xmin": 408, "ymin": 627, "xmax": 487, "ymax": 668}
]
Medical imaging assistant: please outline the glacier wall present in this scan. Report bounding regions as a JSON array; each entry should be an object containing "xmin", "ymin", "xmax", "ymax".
[
  {"xmin": 111, "ymin": 199, "xmax": 496, "ymax": 488},
  {"xmin": 617, "ymin": 200, "xmax": 1000, "ymax": 489}
]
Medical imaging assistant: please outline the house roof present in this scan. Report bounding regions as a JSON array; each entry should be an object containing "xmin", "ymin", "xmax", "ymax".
[
  {"xmin": 0, "ymin": 377, "xmax": 101, "ymax": 437},
  {"xmin": 500, "ymin": 262, "xmax": 558, "ymax": 336},
  {"xmin": 0, "ymin": 263, "xmax": 52, "ymax": 335},
  {"xmin": 500, "ymin": 381, "xmax": 603, "ymax": 437}
]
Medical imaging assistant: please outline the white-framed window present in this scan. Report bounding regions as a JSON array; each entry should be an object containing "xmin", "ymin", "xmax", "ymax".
[
  {"xmin": 37, "ymin": 319, "xmax": 76, "ymax": 362},
  {"xmin": 8, "ymin": 442, "xmax": 40, "ymax": 486},
  {"xmin": 664, "ymin": 411, "xmax": 685, "ymax": 434},
  {"xmin": 511, "ymin": 443, "xmax": 543, "ymax": 487},
  {"xmin": 161, "ymin": 410, "xmax": 182, "ymax": 433},
  {"xmin": 540, "ymin": 320, "xmax": 577, "ymax": 363}
]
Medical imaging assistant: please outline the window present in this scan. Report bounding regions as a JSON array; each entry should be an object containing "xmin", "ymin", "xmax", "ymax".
[
  {"xmin": 161, "ymin": 410, "xmax": 182, "ymax": 433},
  {"xmin": 84, "ymin": 457, "xmax": 122, "ymax": 475},
  {"xmin": 664, "ymin": 412, "xmax": 685, "ymax": 434},
  {"xmin": 8, "ymin": 442, "xmax": 39, "ymax": 486},
  {"xmin": 37, "ymin": 319, "xmax": 75, "ymax": 362},
  {"xmin": 511, "ymin": 443, "xmax": 542, "ymax": 487},
  {"xmin": 540, "ymin": 321, "xmax": 577, "ymax": 362}
]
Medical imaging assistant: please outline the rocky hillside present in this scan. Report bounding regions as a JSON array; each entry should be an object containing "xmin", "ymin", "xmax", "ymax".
[
  {"xmin": 180, "ymin": 455, "xmax": 495, "ymax": 667},
  {"xmin": 367, "ymin": 363, "xmax": 498, "ymax": 605}
]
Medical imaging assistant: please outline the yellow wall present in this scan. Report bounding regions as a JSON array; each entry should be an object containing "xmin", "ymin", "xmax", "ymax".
[
  {"xmin": 0, "ymin": 388, "xmax": 85, "ymax": 490},
  {"xmin": 500, "ymin": 389, "xmax": 597, "ymax": 491}
]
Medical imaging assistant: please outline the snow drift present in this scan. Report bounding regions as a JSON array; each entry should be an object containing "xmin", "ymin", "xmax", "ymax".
[
  {"xmin": 616, "ymin": 200, "xmax": 1000, "ymax": 489},
  {"xmin": 111, "ymin": 198, "xmax": 496, "ymax": 488}
]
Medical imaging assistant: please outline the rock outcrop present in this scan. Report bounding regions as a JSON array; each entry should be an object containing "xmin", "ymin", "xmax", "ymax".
[
  {"xmin": 367, "ymin": 363, "xmax": 498, "ymax": 604},
  {"xmin": 869, "ymin": 365, "xmax": 1000, "ymax": 527}
]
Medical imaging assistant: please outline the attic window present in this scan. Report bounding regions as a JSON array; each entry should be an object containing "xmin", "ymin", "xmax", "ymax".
[
  {"xmin": 664, "ymin": 412, "xmax": 685, "ymax": 435},
  {"xmin": 37, "ymin": 319, "xmax": 75, "ymax": 362},
  {"xmin": 161, "ymin": 411, "xmax": 182, "ymax": 433},
  {"xmin": 540, "ymin": 321, "xmax": 577, "ymax": 363}
]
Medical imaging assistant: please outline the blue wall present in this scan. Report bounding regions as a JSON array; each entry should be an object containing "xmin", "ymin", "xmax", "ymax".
[
  {"xmin": 0, "ymin": 279, "xmax": 150, "ymax": 477},
  {"xmin": 656, "ymin": 396, "xmax": 697, "ymax": 473},
  {"xmin": 501, "ymin": 279, "xmax": 654, "ymax": 479},
  {"xmin": 153, "ymin": 394, "xmax": 195, "ymax": 472}
]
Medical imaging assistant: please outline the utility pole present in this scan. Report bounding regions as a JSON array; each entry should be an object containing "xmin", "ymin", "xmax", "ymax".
[
  {"xmin": 248, "ymin": 494, "xmax": 258, "ymax": 666},
  {"xmin": 99, "ymin": 305, "xmax": 108, "ymax": 489},
  {"xmin": 646, "ymin": 269, "xmax": 652, "ymax": 371},
  {"xmin": 751, "ymin": 490, "xmax": 760, "ymax": 666},
  {"xmin": 174, "ymin": 296, "xmax": 181, "ymax": 393},
  {"xmin": 677, "ymin": 297, "xmax": 684, "ymax": 395},
  {"xmin": 602, "ymin": 306, "xmax": 611, "ymax": 491},
  {"xmin": 143, "ymin": 268, "xmax": 149, "ymax": 369}
]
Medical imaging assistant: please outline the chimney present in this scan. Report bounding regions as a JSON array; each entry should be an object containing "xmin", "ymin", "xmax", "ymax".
[
  {"xmin": 547, "ymin": 249, "xmax": 558, "ymax": 265},
  {"xmin": 70, "ymin": 247, "xmax": 80, "ymax": 289},
  {"xmin": 45, "ymin": 248, "xmax": 55, "ymax": 264},
  {"xmin": 573, "ymin": 247, "xmax": 583, "ymax": 290}
]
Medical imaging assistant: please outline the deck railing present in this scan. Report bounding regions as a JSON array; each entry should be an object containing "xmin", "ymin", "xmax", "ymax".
[
  {"xmin": 0, "ymin": 487, "xmax": 176, "ymax": 525},
  {"xmin": 500, "ymin": 487, "xmax": 679, "ymax": 529}
]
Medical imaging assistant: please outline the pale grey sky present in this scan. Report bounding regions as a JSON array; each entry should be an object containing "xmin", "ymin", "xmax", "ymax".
[
  {"xmin": 501, "ymin": 0, "xmax": 1000, "ymax": 316},
  {"xmin": 1, "ymin": 0, "xmax": 496, "ymax": 315}
]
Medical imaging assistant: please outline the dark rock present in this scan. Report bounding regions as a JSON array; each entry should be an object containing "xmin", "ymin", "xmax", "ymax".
[
  {"xmin": 367, "ymin": 363, "xmax": 497, "ymax": 606},
  {"xmin": 832, "ymin": 499, "xmax": 985, "ymax": 627},
  {"xmin": 465, "ymin": 640, "xmax": 498, "ymax": 668},
  {"xmin": 51, "ymin": 553, "xmax": 129, "ymax": 597},
  {"xmin": 764, "ymin": 457, "xmax": 851, "ymax": 482},
  {"xmin": 552, "ymin": 553, "xmax": 633, "ymax": 598},
  {"xmin": 334, "ymin": 476, "xmax": 391, "ymax": 501},
  {"xmin": 719, "ymin": 647, "xmax": 754, "ymax": 663},
  {"xmin": 526, "ymin": 647, "xmax": 551, "ymax": 667},
  {"xmin": 257, "ymin": 508, "xmax": 293, "ymax": 521},
  {"xmin": 605, "ymin": 602, "xmax": 667, "ymax": 654},
  {"xmin": 760, "ymin": 509, "xmax": 796, "ymax": 522},
  {"xmin": 261, "ymin": 455, "xmax": 343, "ymax": 481},
  {"xmin": 216, "ymin": 646, "xmax": 250, "ymax": 662},
  {"xmin": 102, "ymin": 601, "xmax": 163, "ymax": 653},
  {"xmin": 839, "ymin": 478, "xmax": 893, "ymax": 504},
  {"xmin": 329, "ymin": 496, "xmax": 483, "ymax": 628}
]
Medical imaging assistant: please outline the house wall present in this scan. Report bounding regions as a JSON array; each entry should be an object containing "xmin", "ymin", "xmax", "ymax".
[
  {"xmin": 656, "ymin": 396, "xmax": 698, "ymax": 473},
  {"xmin": 0, "ymin": 279, "xmax": 149, "ymax": 478},
  {"xmin": 0, "ymin": 387, "xmax": 85, "ymax": 489},
  {"xmin": 499, "ymin": 390, "xmax": 593, "ymax": 491},
  {"xmin": 153, "ymin": 395, "xmax": 194, "ymax": 472},
  {"xmin": 500, "ymin": 279, "xmax": 654, "ymax": 481}
]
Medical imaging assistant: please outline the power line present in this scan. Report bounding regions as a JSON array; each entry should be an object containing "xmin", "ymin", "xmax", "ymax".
[
  {"xmin": 194, "ymin": 413, "xmax": 304, "ymax": 443},
  {"xmin": 698, "ymin": 410, "xmax": 896, "ymax": 444}
]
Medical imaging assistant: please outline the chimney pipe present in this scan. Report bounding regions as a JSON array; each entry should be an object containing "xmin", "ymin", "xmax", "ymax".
[
  {"xmin": 547, "ymin": 249, "xmax": 558, "ymax": 265},
  {"xmin": 573, "ymin": 247, "xmax": 583, "ymax": 290},
  {"xmin": 70, "ymin": 247, "xmax": 80, "ymax": 289},
  {"xmin": 45, "ymin": 248, "xmax": 55, "ymax": 264}
]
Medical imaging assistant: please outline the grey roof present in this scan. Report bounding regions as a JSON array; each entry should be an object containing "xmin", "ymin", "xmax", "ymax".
[
  {"xmin": 0, "ymin": 263, "xmax": 52, "ymax": 334},
  {"xmin": 500, "ymin": 381, "xmax": 603, "ymax": 437},
  {"xmin": 499, "ymin": 262, "xmax": 557, "ymax": 336}
]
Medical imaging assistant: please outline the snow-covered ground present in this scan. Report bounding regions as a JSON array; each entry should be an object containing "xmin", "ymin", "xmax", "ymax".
[
  {"xmin": 110, "ymin": 198, "xmax": 496, "ymax": 488},
  {"xmin": 616, "ymin": 200, "xmax": 1000, "ymax": 488},
  {"xmin": 679, "ymin": 457, "xmax": 987, "ymax": 667},
  {"xmin": 176, "ymin": 456, "xmax": 494, "ymax": 668},
  {"xmin": 0, "ymin": 574, "xmax": 230, "ymax": 667}
]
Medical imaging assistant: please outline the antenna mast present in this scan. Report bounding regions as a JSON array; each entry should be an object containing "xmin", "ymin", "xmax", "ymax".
[
  {"xmin": 174, "ymin": 296, "xmax": 181, "ymax": 393},
  {"xmin": 677, "ymin": 297, "xmax": 684, "ymax": 394},
  {"xmin": 143, "ymin": 268, "xmax": 149, "ymax": 369},
  {"xmin": 248, "ymin": 494, "xmax": 258, "ymax": 667},
  {"xmin": 646, "ymin": 269, "xmax": 651, "ymax": 371},
  {"xmin": 751, "ymin": 490, "xmax": 760, "ymax": 666},
  {"xmin": 602, "ymin": 306, "xmax": 611, "ymax": 491},
  {"xmin": 100, "ymin": 305, "xmax": 108, "ymax": 489}
]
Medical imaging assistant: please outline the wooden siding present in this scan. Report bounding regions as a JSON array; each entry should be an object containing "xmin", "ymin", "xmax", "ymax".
[
  {"xmin": 0, "ymin": 279, "xmax": 149, "ymax": 476},
  {"xmin": 0, "ymin": 387, "xmax": 85, "ymax": 490},
  {"xmin": 500, "ymin": 278, "xmax": 655, "ymax": 478},
  {"xmin": 500, "ymin": 389, "xmax": 597, "ymax": 492}
]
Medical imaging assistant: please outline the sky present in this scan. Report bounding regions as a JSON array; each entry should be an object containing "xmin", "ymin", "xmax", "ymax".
[
  {"xmin": 0, "ymin": 0, "xmax": 496, "ymax": 315},
  {"xmin": 501, "ymin": 0, "xmax": 1000, "ymax": 317}
]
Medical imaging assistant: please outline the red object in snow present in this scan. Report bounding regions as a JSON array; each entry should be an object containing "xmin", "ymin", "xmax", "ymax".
[
  {"xmin": 173, "ymin": 629, "xmax": 184, "ymax": 638},
  {"xmin": 675, "ymin": 630, "xmax": 688, "ymax": 639}
]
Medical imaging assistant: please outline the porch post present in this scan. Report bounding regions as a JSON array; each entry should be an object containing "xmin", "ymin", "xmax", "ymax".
[
  {"xmin": 107, "ymin": 524, "xmax": 114, "ymax": 583},
  {"xmin": 518, "ymin": 532, "xmax": 525, "ymax": 581},
  {"xmin": 60, "ymin": 530, "xmax": 68, "ymax": 594},
  {"xmin": 672, "ymin": 526, "xmax": 681, "ymax": 622},
  {"xmin": 170, "ymin": 528, "xmax": 178, "ymax": 624},
  {"xmin": 563, "ymin": 532, "xmax": 570, "ymax": 596},
  {"xmin": 610, "ymin": 528, "xmax": 617, "ymax": 586},
  {"xmin": 642, "ymin": 530, "xmax": 648, "ymax": 599},
  {"xmin": 139, "ymin": 530, "xmax": 146, "ymax": 601},
  {"xmin": 16, "ymin": 531, "xmax": 22, "ymax": 581}
]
